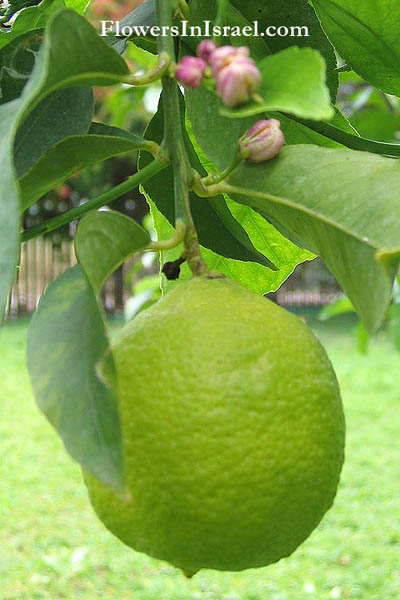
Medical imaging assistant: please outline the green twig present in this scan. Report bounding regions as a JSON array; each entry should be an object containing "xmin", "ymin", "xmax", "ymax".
[
  {"xmin": 148, "ymin": 220, "xmax": 186, "ymax": 251},
  {"xmin": 21, "ymin": 159, "xmax": 169, "ymax": 243},
  {"xmin": 201, "ymin": 152, "xmax": 243, "ymax": 186},
  {"xmin": 177, "ymin": 0, "xmax": 189, "ymax": 19},
  {"xmin": 155, "ymin": 0, "xmax": 208, "ymax": 276},
  {"xmin": 125, "ymin": 52, "xmax": 172, "ymax": 86}
]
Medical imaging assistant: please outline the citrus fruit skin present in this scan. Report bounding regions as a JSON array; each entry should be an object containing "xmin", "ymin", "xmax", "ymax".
[{"xmin": 85, "ymin": 275, "xmax": 345, "ymax": 573}]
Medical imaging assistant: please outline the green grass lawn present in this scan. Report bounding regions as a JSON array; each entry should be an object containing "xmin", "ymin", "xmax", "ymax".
[{"xmin": 1, "ymin": 315, "xmax": 399, "ymax": 600}]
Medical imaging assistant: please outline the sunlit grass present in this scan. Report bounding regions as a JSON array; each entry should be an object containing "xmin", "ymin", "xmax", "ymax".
[{"xmin": 1, "ymin": 315, "xmax": 399, "ymax": 599}]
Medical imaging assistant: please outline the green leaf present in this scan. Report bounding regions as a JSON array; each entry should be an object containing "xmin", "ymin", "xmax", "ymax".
[
  {"xmin": 14, "ymin": 87, "xmax": 94, "ymax": 176},
  {"xmin": 318, "ymin": 296, "xmax": 355, "ymax": 320},
  {"xmin": 318, "ymin": 296, "xmax": 371, "ymax": 353},
  {"xmin": 27, "ymin": 264, "xmax": 125, "ymax": 493},
  {"xmin": 74, "ymin": 211, "xmax": 150, "ymax": 295},
  {"xmin": 223, "ymin": 144, "xmax": 400, "ymax": 332},
  {"xmin": 140, "ymin": 93, "xmax": 277, "ymax": 269},
  {"xmin": 221, "ymin": 47, "xmax": 334, "ymax": 121},
  {"xmin": 19, "ymin": 123, "xmax": 154, "ymax": 210},
  {"xmin": 186, "ymin": 87, "xmax": 255, "ymax": 168},
  {"xmin": 312, "ymin": 0, "xmax": 400, "ymax": 96},
  {"xmin": 0, "ymin": 0, "xmax": 63, "ymax": 51},
  {"xmin": 350, "ymin": 110, "xmax": 400, "ymax": 144},
  {"xmin": 229, "ymin": 0, "xmax": 338, "ymax": 98},
  {"xmin": 65, "ymin": 0, "xmax": 90, "ymax": 13},
  {"xmin": 0, "ymin": 29, "xmax": 42, "ymax": 103},
  {"xmin": 21, "ymin": 10, "xmax": 129, "ymax": 116}
]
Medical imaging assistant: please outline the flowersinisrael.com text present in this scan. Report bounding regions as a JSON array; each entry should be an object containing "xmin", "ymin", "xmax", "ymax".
[{"xmin": 100, "ymin": 20, "xmax": 310, "ymax": 39}]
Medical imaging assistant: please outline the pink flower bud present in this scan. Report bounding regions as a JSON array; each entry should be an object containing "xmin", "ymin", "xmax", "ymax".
[
  {"xmin": 238, "ymin": 119, "xmax": 285, "ymax": 163},
  {"xmin": 215, "ymin": 56, "xmax": 261, "ymax": 107},
  {"xmin": 197, "ymin": 39, "xmax": 218, "ymax": 63},
  {"xmin": 209, "ymin": 45, "xmax": 249, "ymax": 78},
  {"xmin": 175, "ymin": 56, "xmax": 207, "ymax": 88}
]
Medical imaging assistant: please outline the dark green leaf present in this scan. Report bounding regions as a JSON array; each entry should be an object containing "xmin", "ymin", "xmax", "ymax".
[
  {"xmin": 229, "ymin": 0, "xmax": 338, "ymax": 98},
  {"xmin": 21, "ymin": 10, "xmax": 129, "ymax": 116},
  {"xmin": 19, "ymin": 123, "xmax": 153, "ymax": 210},
  {"xmin": 27, "ymin": 264, "xmax": 124, "ymax": 493},
  {"xmin": 0, "ymin": 29, "xmax": 42, "ymax": 103},
  {"xmin": 6, "ymin": 0, "xmax": 42, "ymax": 14},
  {"xmin": 0, "ymin": 0, "xmax": 63, "ymax": 51},
  {"xmin": 186, "ymin": 0, "xmax": 270, "ymax": 60},
  {"xmin": 74, "ymin": 211, "xmax": 150, "ymax": 294},
  {"xmin": 312, "ymin": 0, "xmax": 400, "ymax": 96},
  {"xmin": 14, "ymin": 87, "xmax": 94, "ymax": 176},
  {"xmin": 221, "ymin": 47, "xmax": 334, "ymax": 121},
  {"xmin": 186, "ymin": 86, "xmax": 255, "ymax": 168},
  {"xmin": 223, "ymin": 144, "xmax": 400, "ymax": 332}
]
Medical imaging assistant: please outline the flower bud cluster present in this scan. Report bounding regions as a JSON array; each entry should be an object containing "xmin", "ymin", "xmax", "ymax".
[
  {"xmin": 174, "ymin": 42, "xmax": 284, "ymax": 163},
  {"xmin": 175, "ymin": 40, "xmax": 261, "ymax": 107}
]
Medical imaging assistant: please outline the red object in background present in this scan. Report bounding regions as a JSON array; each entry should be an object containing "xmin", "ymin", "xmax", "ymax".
[
  {"xmin": 90, "ymin": 0, "xmax": 145, "ymax": 21},
  {"xmin": 59, "ymin": 185, "xmax": 71, "ymax": 199}
]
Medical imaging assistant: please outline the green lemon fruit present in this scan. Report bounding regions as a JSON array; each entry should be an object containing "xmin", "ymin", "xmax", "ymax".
[{"xmin": 85, "ymin": 275, "xmax": 345, "ymax": 574}]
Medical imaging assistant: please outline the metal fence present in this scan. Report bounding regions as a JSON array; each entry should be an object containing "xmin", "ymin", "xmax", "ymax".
[{"xmin": 4, "ymin": 239, "xmax": 343, "ymax": 320}]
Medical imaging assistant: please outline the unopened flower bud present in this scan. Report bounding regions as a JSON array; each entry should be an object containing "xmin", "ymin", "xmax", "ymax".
[
  {"xmin": 175, "ymin": 56, "xmax": 207, "ymax": 88},
  {"xmin": 209, "ymin": 45, "xmax": 249, "ymax": 78},
  {"xmin": 216, "ymin": 56, "xmax": 261, "ymax": 107},
  {"xmin": 238, "ymin": 119, "xmax": 285, "ymax": 163},
  {"xmin": 197, "ymin": 39, "xmax": 218, "ymax": 63}
]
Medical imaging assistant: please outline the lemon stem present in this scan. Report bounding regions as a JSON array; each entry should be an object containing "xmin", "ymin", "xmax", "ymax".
[{"xmin": 184, "ymin": 226, "xmax": 209, "ymax": 277}]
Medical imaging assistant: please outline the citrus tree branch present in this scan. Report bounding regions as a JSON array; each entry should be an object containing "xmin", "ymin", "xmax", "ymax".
[
  {"xmin": 154, "ymin": 0, "xmax": 208, "ymax": 276},
  {"xmin": 21, "ymin": 158, "xmax": 168, "ymax": 243},
  {"xmin": 155, "ymin": 0, "xmax": 194, "ymax": 227}
]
